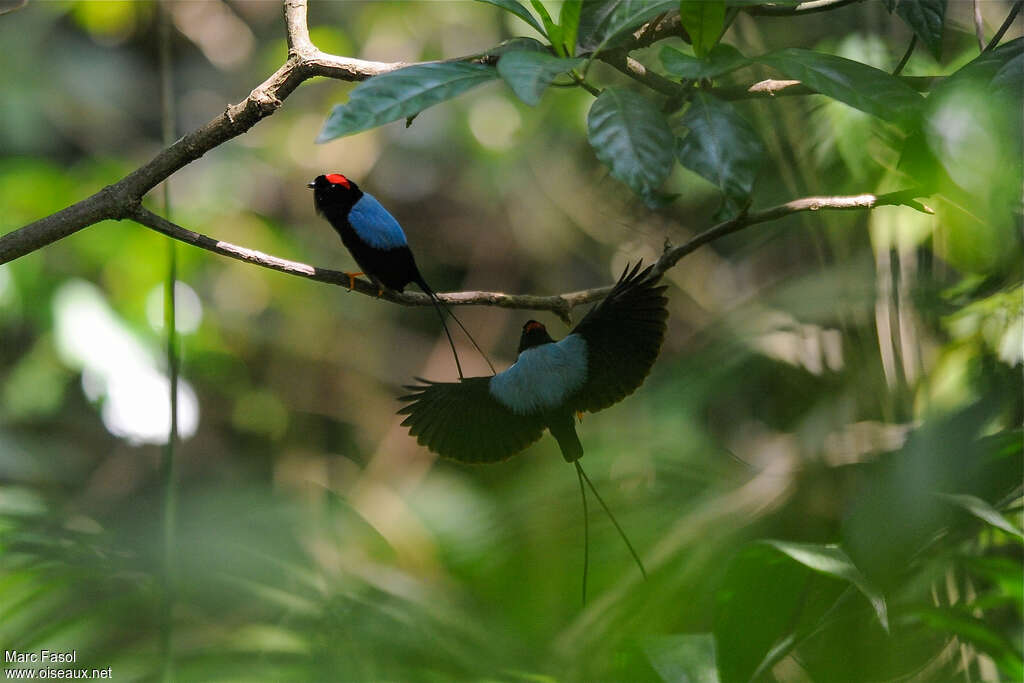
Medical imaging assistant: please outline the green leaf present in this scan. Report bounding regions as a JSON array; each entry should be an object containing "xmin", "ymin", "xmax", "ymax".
[
  {"xmin": 713, "ymin": 545, "xmax": 811, "ymax": 683},
  {"xmin": 644, "ymin": 633, "xmax": 720, "ymax": 683},
  {"xmin": 679, "ymin": 0, "xmax": 726, "ymax": 58},
  {"xmin": 761, "ymin": 541, "xmax": 889, "ymax": 631},
  {"xmin": 482, "ymin": 36, "xmax": 548, "ymax": 58},
  {"xmin": 895, "ymin": 0, "xmax": 947, "ymax": 60},
  {"xmin": 498, "ymin": 51, "xmax": 584, "ymax": 105},
  {"xmin": 915, "ymin": 607, "xmax": 1024, "ymax": 678},
  {"xmin": 937, "ymin": 493, "xmax": 1024, "ymax": 540},
  {"xmin": 676, "ymin": 93, "xmax": 763, "ymax": 220},
  {"xmin": 757, "ymin": 48, "xmax": 924, "ymax": 124},
  {"xmin": 317, "ymin": 63, "xmax": 498, "ymax": 142},
  {"xmin": 991, "ymin": 49, "xmax": 1023, "ymax": 97},
  {"xmin": 577, "ymin": 0, "xmax": 676, "ymax": 51},
  {"xmin": 529, "ymin": 0, "xmax": 562, "ymax": 53},
  {"xmin": 586, "ymin": 88, "xmax": 675, "ymax": 202},
  {"xmin": 661, "ymin": 44, "xmax": 750, "ymax": 79},
  {"xmin": 560, "ymin": 0, "xmax": 582, "ymax": 56},
  {"xmin": 476, "ymin": 0, "xmax": 547, "ymax": 36}
]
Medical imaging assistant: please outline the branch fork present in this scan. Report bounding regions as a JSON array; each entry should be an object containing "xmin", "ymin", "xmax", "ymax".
[{"xmin": 0, "ymin": 0, "xmax": 934, "ymax": 323}]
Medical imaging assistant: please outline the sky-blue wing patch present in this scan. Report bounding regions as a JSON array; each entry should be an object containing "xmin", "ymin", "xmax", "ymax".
[
  {"xmin": 488, "ymin": 334, "xmax": 588, "ymax": 415},
  {"xmin": 348, "ymin": 193, "xmax": 409, "ymax": 250}
]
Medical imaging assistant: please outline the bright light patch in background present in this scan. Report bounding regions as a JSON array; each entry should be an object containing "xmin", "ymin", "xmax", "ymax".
[
  {"xmin": 171, "ymin": 0, "xmax": 254, "ymax": 70},
  {"xmin": 146, "ymin": 281, "xmax": 203, "ymax": 334},
  {"xmin": 469, "ymin": 95, "xmax": 521, "ymax": 151},
  {"xmin": 53, "ymin": 280, "xmax": 199, "ymax": 445}
]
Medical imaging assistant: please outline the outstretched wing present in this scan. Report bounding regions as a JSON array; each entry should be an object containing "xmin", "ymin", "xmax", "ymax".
[
  {"xmin": 398, "ymin": 377, "xmax": 546, "ymax": 463},
  {"xmin": 568, "ymin": 263, "xmax": 669, "ymax": 413}
]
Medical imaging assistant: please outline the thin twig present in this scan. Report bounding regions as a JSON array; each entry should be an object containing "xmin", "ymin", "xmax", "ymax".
[
  {"xmin": 714, "ymin": 75, "xmax": 938, "ymax": 100},
  {"xmin": 983, "ymin": 0, "xmax": 1022, "ymax": 52},
  {"xmin": 892, "ymin": 34, "xmax": 917, "ymax": 76},
  {"xmin": 0, "ymin": 0, "xmax": 948, "ymax": 267},
  {"xmin": 125, "ymin": 189, "xmax": 930, "ymax": 323},
  {"xmin": 745, "ymin": 0, "xmax": 864, "ymax": 16}
]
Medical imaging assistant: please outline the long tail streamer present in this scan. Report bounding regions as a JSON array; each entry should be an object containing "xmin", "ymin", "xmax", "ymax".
[
  {"xmin": 425, "ymin": 292, "xmax": 465, "ymax": 379},
  {"xmin": 575, "ymin": 461, "xmax": 647, "ymax": 602},
  {"xmin": 418, "ymin": 277, "xmax": 496, "ymax": 377},
  {"xmin": 576, "ymin": 461, "xmax": 590, "ymax": 605}
]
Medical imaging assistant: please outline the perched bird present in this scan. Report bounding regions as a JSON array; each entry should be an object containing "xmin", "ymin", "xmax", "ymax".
[
  {"xmin": 398, "ymin": 263, "xmax": 668, "ymax": 464},
  {"xmin": 399, "ymin": 263, "xmax": 668, "ymax": 600},
  {"xmin": 308, "ymin": 172, "xmax": 491, "ymax": 377}
]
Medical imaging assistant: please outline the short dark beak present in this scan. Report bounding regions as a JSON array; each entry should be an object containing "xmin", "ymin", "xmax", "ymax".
[{"xmin": 306, "ymin": 181, "xmax": 315, "ymax": 189}]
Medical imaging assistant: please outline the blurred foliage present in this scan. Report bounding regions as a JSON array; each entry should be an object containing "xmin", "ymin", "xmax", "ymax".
[{"xmin": 0, "ymin": 0, "xmax": 1022, "ymax": 681}]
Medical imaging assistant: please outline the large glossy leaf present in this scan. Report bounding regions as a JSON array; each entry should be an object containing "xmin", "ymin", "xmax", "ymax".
[
  {"xmin": 937, "ymin": 493, "xmax": 1024, "ymax": 540},
  {"xmin": 676, "ymin": 93, "xmax": 763, "ymax": 219},
  {"xmin": 560, "ymin": 0, "xmax": 582, "ymax": 56},
  {"xmin": 679, "ymin": 0, "xmax": 725, "ymax": 58},
  {"xmin": 529, "ymin": 0, "xmax": 562, "ymax": 51},
  {"xmin": 475, "ymin": 0, "xmax": 546, "ymax": 36},
  {"xmin": 317, "ymin": 63, "xmax": 498, "ymax": 142},
  {"xmin": 498, "ymin": 51, "xmax": 583, "ymax": 105},
  {"xmin": 576, "ymin": 0, "xmax": 676, "ymax": 51},
  {"xmin": 661, "ymin": 44, "xmax": 749, "ymax": 80},
  {"xmin": 713, "ymin": 544, "xmax": 812, "ymax": 683},
  {"xmin": 758, "ymin": 48, "xmax": 923, "ymax": 124},
  {"xmin": 586, "ymin": 87, "xmax": 675, "ymax": 202},
  {"xmin": 482, "ymin": 36, "xmax": 548, "ymax": 58},
  {"xmin": 992, "ymin": 50, "xmax": 1024, "ymax": 96},
  {"xmin": 895, "ymin": 0, "xmax": 947, "ymax": 59},
  {"xmin": 715, "ymin": 540, "xmax": 892, "ymax": 683},
  {"xmin": 763, "ymin": 541, "xmax": 889, "ymax": 631}
]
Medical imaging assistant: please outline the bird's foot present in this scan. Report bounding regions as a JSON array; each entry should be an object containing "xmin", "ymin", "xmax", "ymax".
[
  {"xmin": 576, "ymin": 411, "xmax": 584, "ymax": 423},
  {"xmin": 343, "ymin": 272, "xmax": 364, "ymax": 291},
  {"xmin": 377, "ymin": 288, "xmax": 384, "ymax": 298}
]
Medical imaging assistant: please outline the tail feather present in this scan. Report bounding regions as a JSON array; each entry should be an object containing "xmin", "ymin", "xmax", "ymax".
[
  {"xmin": 549, "ymin": 415, "xmax": 584, "ymax": 462},
  {"xmin": 424, "ymin": 288, "xmax": 464, "ymax": 379},
  {"xmin": 416, "ymin": 276, "xmax": 496, "ymax": 376}
]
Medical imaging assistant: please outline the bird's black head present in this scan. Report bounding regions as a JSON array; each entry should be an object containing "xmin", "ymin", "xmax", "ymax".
[
  {"xmin": 308, "ymin": 173, "xmax": 363, "ymax": 217},
  {"xmin": 518, "ymin": 320, "xmax": 555, "ymax": 353}
]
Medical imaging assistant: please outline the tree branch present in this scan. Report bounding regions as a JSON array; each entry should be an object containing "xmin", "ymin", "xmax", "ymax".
[
  {"xmin": 0, "ymin": 0, "xmax": 405, "ymax": 266},
  {"xmin": 745, "ymin": 0, "xmax": 865, "ymax": 16},
  {"xmin": 125, "ymin": 189, "xmax": 930, "ymax": 325},
  {"xmin": 983, "ymin": 0, "xmax": 1022, "ymax": 53},
  {"xmin": 0, "ymin": 0, "xmax": 942, "ymax": 273},
  {"xmin": 651, "ymin": 189, "xmax": 932, "ymax": 278}
]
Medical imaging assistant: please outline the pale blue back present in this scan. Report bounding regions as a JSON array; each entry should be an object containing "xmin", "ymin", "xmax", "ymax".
[
  {"xmin": 348, "ymin": 193, "xmax": 409, "ymax": 250},
  {"xmin": 489, "ymin": 334, "xmax": 588, "ymax": 415}
]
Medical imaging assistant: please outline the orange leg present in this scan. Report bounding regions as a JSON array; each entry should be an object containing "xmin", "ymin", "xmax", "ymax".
[
  {"xmin": 344, "ymin": 271, "xmax": 364, "ymax": 291},
  {"xmin": 576, "ymin": 411, "xmax": 584, "ymax": 423}
]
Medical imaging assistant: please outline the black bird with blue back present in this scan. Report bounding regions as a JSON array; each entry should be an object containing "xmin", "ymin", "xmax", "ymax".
[
  {"xmin": 308, "ymin": 172, "xmax": 492, "ymax": 377},
  {"xmin": 398, "ymin": 263, "xmax": 669, "ymax": 463},
  {"xmin": 398, "ymin": 263, "xmax": 668, "ymax": 598}
]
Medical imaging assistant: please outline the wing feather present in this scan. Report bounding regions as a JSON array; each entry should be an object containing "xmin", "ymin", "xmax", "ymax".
[
  {"xmin": 568, "ymin": 263, "xmax": 669, "ymax": 413},
  {"xmin": 398, "ymin": 377, "xmax": 546, "ymax": 463}
]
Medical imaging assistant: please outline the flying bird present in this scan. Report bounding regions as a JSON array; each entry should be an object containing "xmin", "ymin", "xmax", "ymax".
[
  {"xmin": 308, "ymin": 172, "xmax": 492, "ymax": 377},
  {"xmin": 398, "ymin": 263, "xmax": 668, "ymax": 600},
  {"xmin": 398, "ymin": 263, "xmax": 668, "ymax": 463}
]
